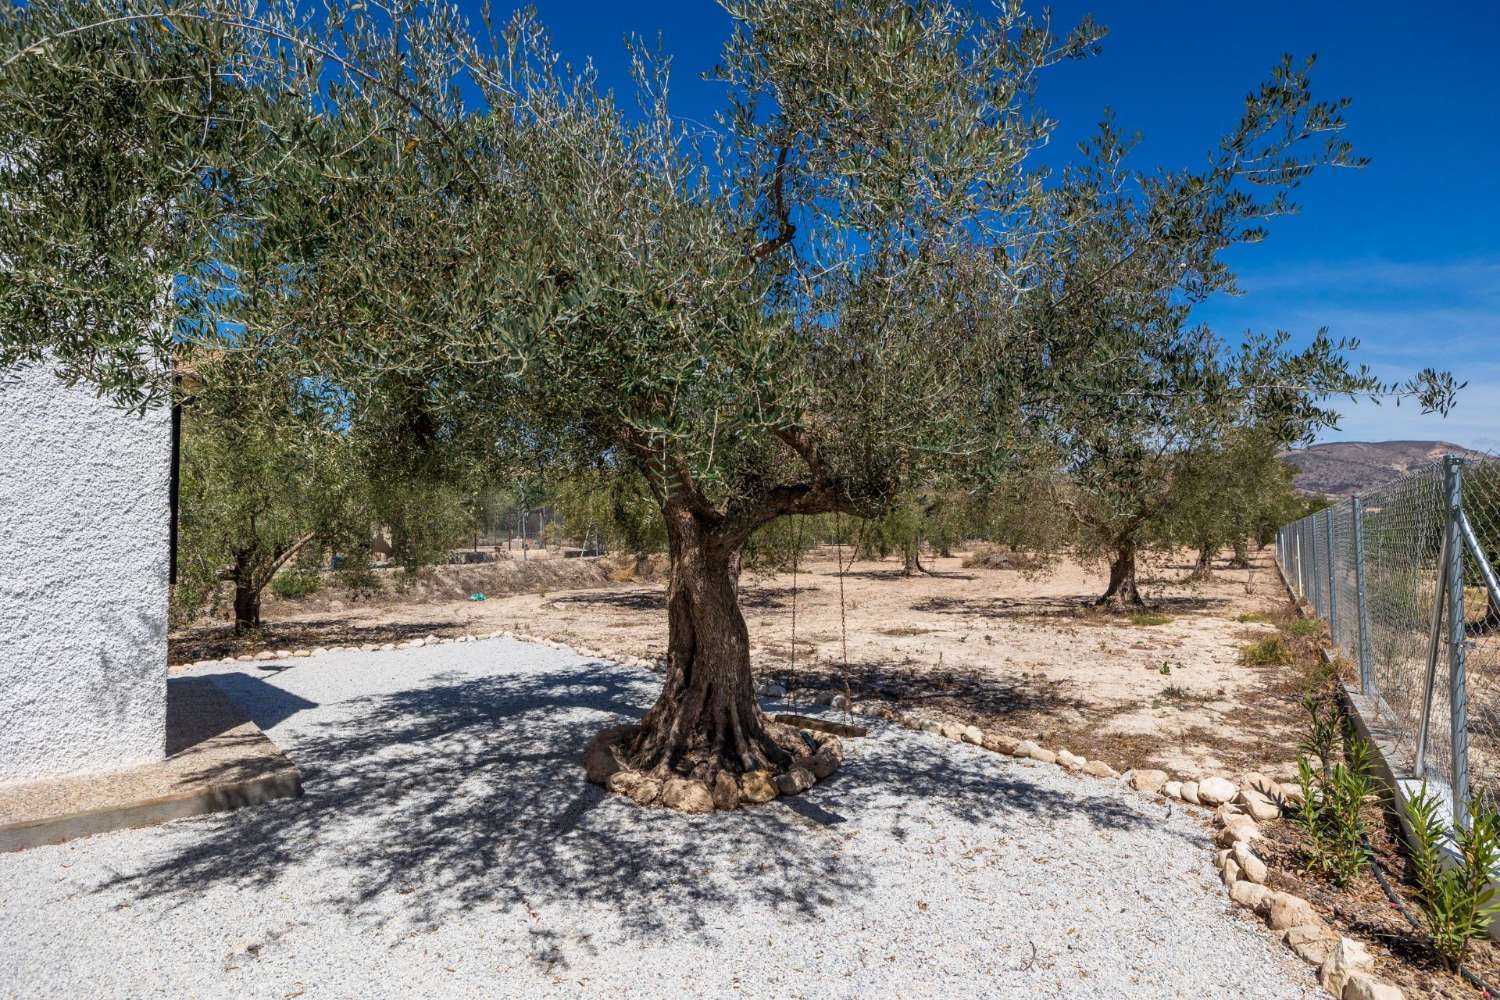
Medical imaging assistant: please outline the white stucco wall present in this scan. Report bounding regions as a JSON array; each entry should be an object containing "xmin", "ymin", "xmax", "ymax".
[{"xmin": 0, "ymin": 364, "xmax": 171, "ymax": 783}]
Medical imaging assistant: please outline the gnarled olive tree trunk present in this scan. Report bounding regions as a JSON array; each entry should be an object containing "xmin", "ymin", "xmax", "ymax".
[
  {"xmin": 626, "ymin": 504, "xmax": 793, "ymax": 779},
  {"xmin": 1230, "ymin": 539, "xmax": 1250, "ymax": 568},
  {"xmin": 1096, "ymin": 539, "xmax": 1144, "ymax": 606},
  {"xmin": 227, "ymin": 531, "xmax": 319, "ymax": 634},
  {"xmin": 1188, "ymin": 544, "xmax": 1215, "ymax": 582}
]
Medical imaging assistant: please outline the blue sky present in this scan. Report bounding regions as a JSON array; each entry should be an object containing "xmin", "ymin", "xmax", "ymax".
[{"xmin": 481, "ymin": 2, "xmax": 1499, "ymax": 450}]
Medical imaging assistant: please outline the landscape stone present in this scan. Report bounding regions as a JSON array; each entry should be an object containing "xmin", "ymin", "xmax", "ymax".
[
  {"xmin": 1266, "ymin": 893, "xmax": 1319, "ymax": 931},
  {"xmin": 1213, "ymin": 803, "xmax": 1242, "ymax": 826},
  {"xmin": 1283, "ymin": 924, "xmax": 1337, "ymax": 966},
  {"xmin": 582, "ymin": 725, "xmax": 633, "ymax": 785},
  {"xmin": 1319, "ymin": 938, "xmax": 1374, "ymax": 996},
  {"xmin": 983, "ymin": 733, "xmax": 1021, "ymax": 755},
  {"xmin": 711, "ymin": 772, "xmax": 740, "ymax": 811},
  {"xmin": 775, "ymin": 767, "xmax": 815, "ymax": 796},
  {"xmin": 1197, "ymin": 776, "xmax": 1237, "ymax": 805},
  {"xmin": 1082, "ymin": 760, "xmax": 1118, "ymax": 778},
  {"xmin": 961, "ymin": 726, "xmax": 985, "ymax": 745},
  {"xmin": 1129, "ymin": 769, "xmax": 1169, "ymax": 794},
  {"xmin": 1230, "ymin": 880, "xmax": 1271, "ymax": 911},
  {"xmin": 660, "ymin": 778, "xmax": 714, "ymax": 814},
  {"xmin": 810, "ymin": 741, "xmax": 843, "ymax": 779},
  {"xmin": 1342, "ymin": 972, "xmax": 1403, "ymax": 1000},
  {"xmin": 627, "ymin": 777, "xmax": 662, "ymax": 806},
  {"xmin": 1056, "ymin": 750, "xmax": 1085, "ymax": 771},
  {"xmin": 1215, "ymin": 817, "xmax": 1260, "ymax": 847},
  {"xmin": 1027, "ymin": 746, "xmax": 1057, "ymax": 764},
  {"xmin": 1163, "ymin": 780, "xmax": 1183, "ymax": 799},
  {"xmin": 739, "ymin": 770, "xmax": 778, "ymax": 804},
  {"xmin": 1232, "ymin": 842, "xmax": 1268, "ymax": 884},
  {"xmin": 1221, "ymin": 857, "xmax": 1241, "ymax": 888},
  {"xmin": 1237, "ymin": 788, "xmax": 1281, "ymax": 821},
  {"xmin": 1180, "ymin": 781, "xmax": 1201, "ymax": 804}
]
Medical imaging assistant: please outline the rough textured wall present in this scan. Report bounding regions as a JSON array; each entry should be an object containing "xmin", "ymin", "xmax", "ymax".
[{"xmin": 0, "ymin": 364, "xmax": 171, "ymax": 783}]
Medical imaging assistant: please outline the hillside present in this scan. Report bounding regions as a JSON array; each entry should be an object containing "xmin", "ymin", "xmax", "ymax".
[{"xmin": 1280, "ymin": 440, "xmax": 1489, "ymax": 498}]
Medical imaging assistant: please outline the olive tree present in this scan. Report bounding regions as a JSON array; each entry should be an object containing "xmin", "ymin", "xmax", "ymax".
[
  {"xmin": 1031, "ymin": 108, "xmax": 1457, "ymax": 605},
  {"xmin": 1, "ymin": 0, "xmax": 1457, "ymax": 792},
  {"xmin": 174, "ymin": 357, "xmax": 368, "ymax": 632}
]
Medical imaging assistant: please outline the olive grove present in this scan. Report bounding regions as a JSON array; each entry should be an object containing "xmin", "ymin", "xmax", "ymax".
[{"xmin": 0, "ymin": 0, "xmax": 1457, "ymax": 798}]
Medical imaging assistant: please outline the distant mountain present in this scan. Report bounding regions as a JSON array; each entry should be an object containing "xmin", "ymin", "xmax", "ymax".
[{"xmin": 1280, "ymin": 441, "xmax": 1489, "ymax": 498}]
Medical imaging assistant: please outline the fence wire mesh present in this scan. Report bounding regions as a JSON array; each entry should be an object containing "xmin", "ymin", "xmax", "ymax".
[
  {"xmin": 1463, "ymin": 459, "xmax": 1500, "ymax": 809},
  {"xmin": 1277, "ymin": 455, "xmax": 1500, "ymax": 825}
]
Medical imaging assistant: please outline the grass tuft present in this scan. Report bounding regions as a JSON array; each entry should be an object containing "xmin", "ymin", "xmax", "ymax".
[{"xmin": 1242, "ymin": 636, "xmax": 1290, "ymax": 666}]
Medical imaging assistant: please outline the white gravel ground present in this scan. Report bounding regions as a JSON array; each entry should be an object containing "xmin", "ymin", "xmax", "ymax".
[{"xmin": 0, "ymin": 639, "xmax": 1317, "ymax": 999}]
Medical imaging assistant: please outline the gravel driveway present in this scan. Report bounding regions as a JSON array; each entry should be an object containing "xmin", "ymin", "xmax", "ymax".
[{"xmin": 0, "ymin": 639, "xmax": 1315, "ymax": 999}]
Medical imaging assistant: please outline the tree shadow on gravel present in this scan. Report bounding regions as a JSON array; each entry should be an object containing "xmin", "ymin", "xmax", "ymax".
[{"xmin": 96, "ymin": 659, "xmax": 1187, "ymax": 971}]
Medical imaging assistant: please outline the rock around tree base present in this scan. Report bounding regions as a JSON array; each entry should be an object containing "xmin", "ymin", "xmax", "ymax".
[{"xmin": 582, "ymin": 722, "xmax": 842, "ymax": 813}]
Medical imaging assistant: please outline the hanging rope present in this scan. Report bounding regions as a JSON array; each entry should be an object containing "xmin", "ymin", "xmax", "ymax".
[
  {"xmin": 835, "ymin": 511, "xmax": 854, "ymax": 721},
  {"xmin": 789, "ymin": 515, "xmax": 800, "ymax": 681}
]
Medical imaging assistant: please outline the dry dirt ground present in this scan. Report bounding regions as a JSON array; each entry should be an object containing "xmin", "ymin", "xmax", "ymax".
[{"xmin": 174, "ymin": 546, "xmax": 1313, "ymax": 782}]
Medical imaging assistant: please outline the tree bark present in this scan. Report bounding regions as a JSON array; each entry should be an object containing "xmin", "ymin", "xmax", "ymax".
[
  {"xmin": 1096, "ymin": 540, "xmax": 1144, "ymax": 606},
  {"xmin": 232, "ymin": 560, "xmax": 262, "ymax": 634},
  {"xmin": 626, "ymin": 504, "xmax": 793, "ymax": 780},
  {"xmin": 1230, "ymin": 539, "xmax": 1250, "ymax": 568},
  {"xmin": 901, "ymin": 541, "xmax": 928, "ymax": 576},
  {"xmin": 1189, "ymin": 545, "xmax": 1215, "ymax": 582}
]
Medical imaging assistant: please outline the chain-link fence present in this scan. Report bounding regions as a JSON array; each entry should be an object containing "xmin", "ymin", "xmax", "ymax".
[{"xmin": 1277, "ymin": 455, "xmax": 1500, "ymax": 829}]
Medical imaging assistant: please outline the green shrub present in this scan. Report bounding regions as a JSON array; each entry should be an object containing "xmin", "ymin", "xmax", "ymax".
[
  {"xmin": 1130, "ymin": 612, "xmax": 1170, "ymax": 627},
  {"xmin": 270, "ymin": 570, "xmax": 321, "ymax": 599},
  {"xmin": 1242, "ymin": 636, "xmax": 1290, "ymax": 665},
  {"xmin": 1292, "ymin": 696, "xmax": 1375, "ymax": 886},
  {"xmin": 1286, "ymin": 617, "xmax": 1321, "ymax": 638},
  {"xmin": 1236, "ymin": 611, "xmax": 1272, "ymax": 624},
  {"xmin": 1404, "ymin": 786, "xmax": 1500, "ymax": 968}
]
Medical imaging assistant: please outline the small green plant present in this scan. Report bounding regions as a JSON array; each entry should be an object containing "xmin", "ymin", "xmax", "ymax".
[
  {"xmin": 1242, "ymin": 636, "xmax": 1289, "ymax": 665},
  {"xmin": 1158, "ymin": 660, "xmax": 1173, "ymax": 675},
  {"xmin": 1130, "ymin": 612, "xmax": 1170, "ymax": 627},
  {"xmin": 1298, "ymin": 694, "xmax": 1339, "ymax": 778},
  {"xmin": 1236, "ymin": 611, "xmax": 1272, "ymax": 624},
  {"xmin": 1286, "ymin": 617, "xmax": 1321, "ymax": 639},
  {"xmin": 270, "ymin": 570, "xmax": 321, "ymax": 599},
  {"xmin": 1404, "ymin": 786, "xmax": 1500, "ymax": 968},
  {"xmin": 1292, "ymin": 696, "xmax": 1374, "ymax": 885}
]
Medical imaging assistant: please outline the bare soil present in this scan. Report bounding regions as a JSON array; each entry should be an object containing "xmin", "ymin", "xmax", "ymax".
[{"xmin": 173, "ymin": 544, "xmax": 1310, "ymax": 781}]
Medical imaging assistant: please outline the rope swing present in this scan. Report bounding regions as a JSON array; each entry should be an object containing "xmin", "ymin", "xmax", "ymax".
[{"xmin": 834, "ymin": 511, "xmax": 854, "ymax": 722}]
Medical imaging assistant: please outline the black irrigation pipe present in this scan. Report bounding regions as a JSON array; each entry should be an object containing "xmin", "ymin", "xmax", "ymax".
[{"xmin": 1360, "ymin": 830, "xmax": 1496, "ymax": 997}]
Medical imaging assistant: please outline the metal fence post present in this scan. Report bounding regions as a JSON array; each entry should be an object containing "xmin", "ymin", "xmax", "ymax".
[
  {"xmin": 1446, "ymin": 456, "xmax": 1471, "ymax": 829},
  {"xmin": 1326, "ymin": 508, "xmax": 1340, "ymax": 646},
  {"xmin": 1352, "ymin": 496, "xmax": 1373, "ymax": 695},
  {"xmin": 1315, "ymin": 512, "xmax": 1327, "ymax": 617},
  {"xmin": 1298, "ymin": 518, "xmax": 1309, "ymax": 599}
]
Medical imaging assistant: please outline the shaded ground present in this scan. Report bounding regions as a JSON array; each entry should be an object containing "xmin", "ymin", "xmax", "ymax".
[
  {"xmin": 0, "ymin": 643, "xmax": 1315, "ymax": 999},
  {"xmin": 179, "ymin": 547, "xmax": 1308, "ymax": 781}
]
